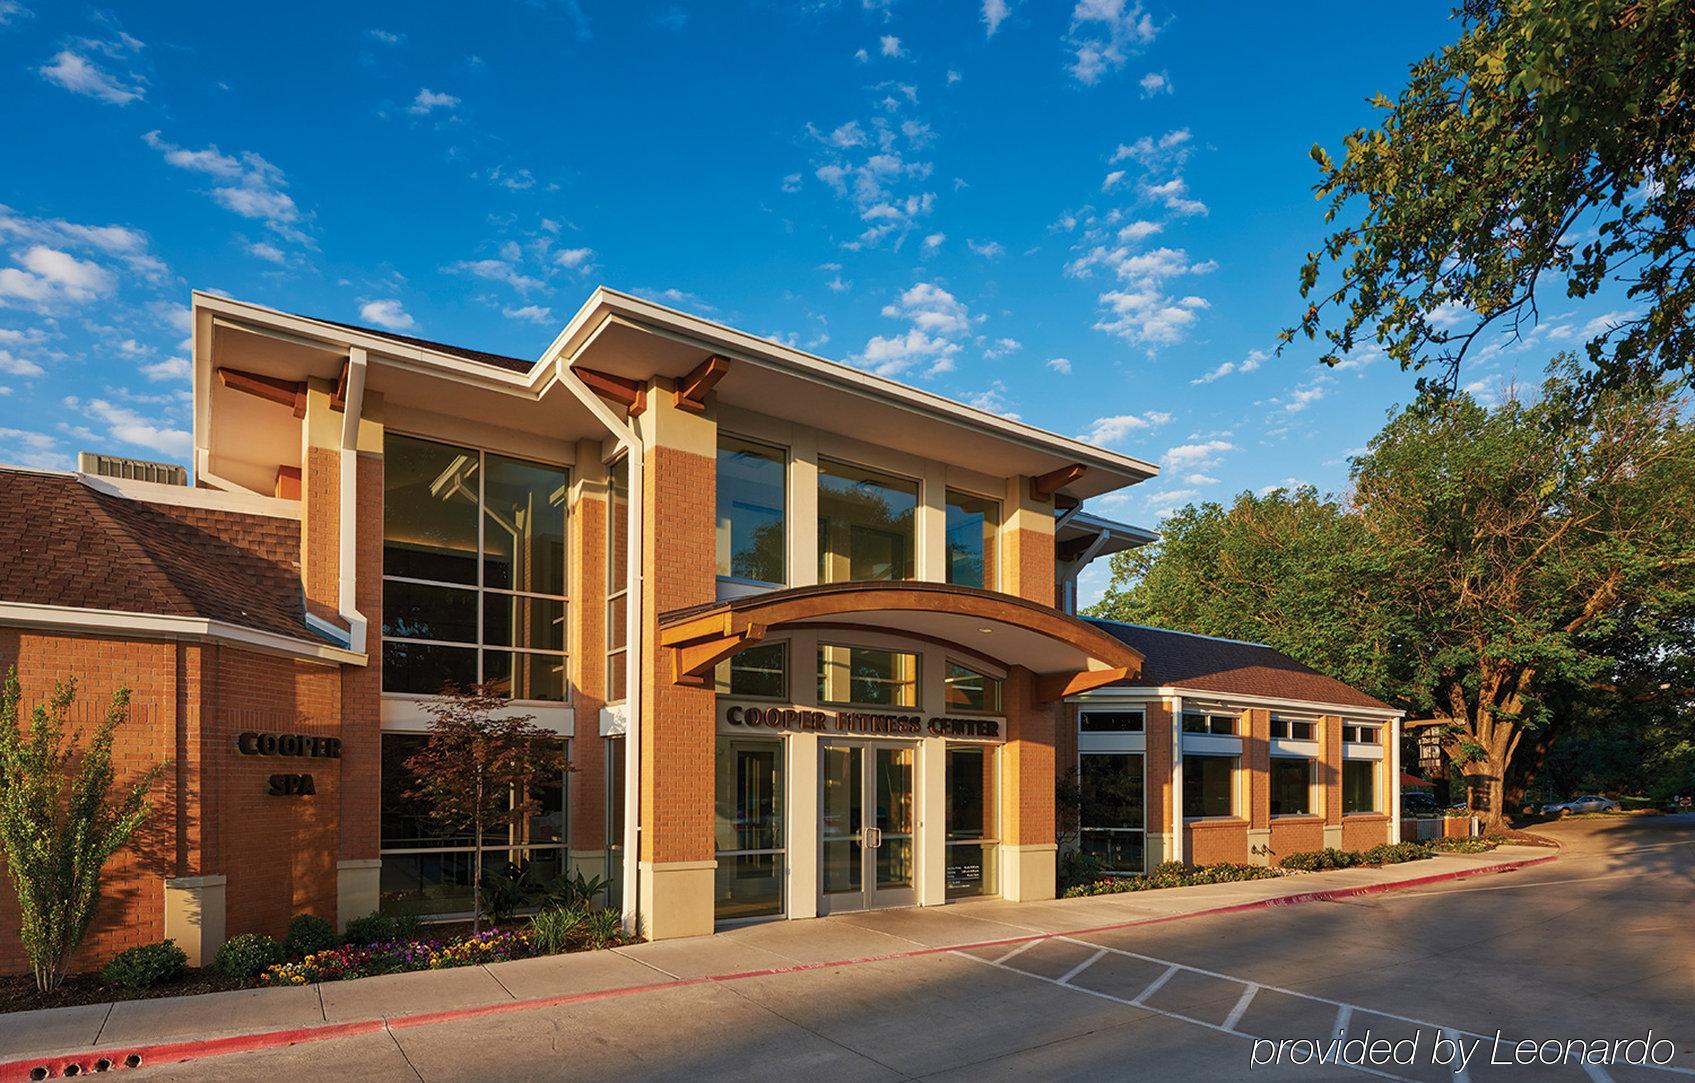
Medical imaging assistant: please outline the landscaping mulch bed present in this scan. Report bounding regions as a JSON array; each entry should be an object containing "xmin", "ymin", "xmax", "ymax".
[{"xmin": 1, "ymin": 969, "xmax": 252, "ymax": 1015}]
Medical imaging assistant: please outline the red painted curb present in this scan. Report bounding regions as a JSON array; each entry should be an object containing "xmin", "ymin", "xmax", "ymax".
[{"xmin": 0, "ymin": 851, "xmax": 1556, "ymax": 1081}]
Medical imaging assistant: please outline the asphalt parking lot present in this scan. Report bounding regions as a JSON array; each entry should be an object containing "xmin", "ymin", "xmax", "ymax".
[{"xmin": 127, "ymin": 814, "xmax": 1695, "ymax": 1082}]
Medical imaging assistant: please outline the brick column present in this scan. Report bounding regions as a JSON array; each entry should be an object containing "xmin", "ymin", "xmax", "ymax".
[
  {"xmin": 1320, "ymin": 713, "xmax": 1344, "ymax": 849},
  {"xmin": 1244, "ymin": 708, "xmax": 1272, "ymax": 865},
  {"xmin": 1144, "ymin": 701, "xmax": 1174, "ymax": 866},
  {"xmin": 635, "ymin": 383, "xmax": 718, "ymax": 938},
  {"xmin": 1000, "ymin": 475, "xmax": 1056, "ymax": 605},
  {"xmin": 999, "ymin": 665, "xmax": 1056, "ymax": 901},
  {"xmin": 568, "ymin": 443, "xmax": 609, "ymax": 881}
]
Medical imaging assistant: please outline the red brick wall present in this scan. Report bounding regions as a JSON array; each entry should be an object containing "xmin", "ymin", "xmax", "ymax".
[
  {"xmin": 210, "ymin": 647, "xmax": 343, "ymax": 938},
  {"xmin": 339, "ymin": 452, "xmax": 382, "ymax": 864},
  {"xmin": 1245, "ymin": 708, "xmax": 1270, "ymax": 830},
  {"xmin": 1000, "ymin": 666, "xmax": 1055, "ymax": 847},
  {"xmin": 641, "ymin": 443, "xmax": 717, "ymax": 865},
  {"xmin": 1185, "ymin": 819, "xmax": 1250, "ymax": 865},
  {"xmin": 1145, "ymin": 702, "xmax": 1172, "ymax": 839},
  {"xmin": 1321, "ymin": 714, "xmax": 1343, "ymax": 825},
  {"xmin": 1342, "ymin": 814, "xmax": 1391, "ymax": 850},
  {"xmin": 0, "ymin": 633, "xmax": 179, "ymax": 972},
  {"xmin": 570, "ymin": 477, "xmax": 607, "ymax": 854},
  {"xmin": 1268, "ymin": 818, "xmax": 1326, "ymax": 864}
]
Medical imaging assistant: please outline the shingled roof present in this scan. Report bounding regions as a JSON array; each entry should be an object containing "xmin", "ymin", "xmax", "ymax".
[
  {"xmin": 1087, "ymin": 619, "xmax": 1393, "ymax": 711},
  {"xmin": 0, "ymin": 469, "xmax": 323, "ymax": 646}
]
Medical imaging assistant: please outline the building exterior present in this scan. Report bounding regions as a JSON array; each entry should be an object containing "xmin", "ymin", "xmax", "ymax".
[{"xmin": 0, "ymin": 287, "xmax": 1400, "ymax": 972}]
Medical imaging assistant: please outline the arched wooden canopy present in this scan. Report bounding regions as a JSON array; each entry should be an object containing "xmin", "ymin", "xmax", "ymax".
[{"xmin": 658, "ymin": 582, "xmax": 1142, "ymax": 704}]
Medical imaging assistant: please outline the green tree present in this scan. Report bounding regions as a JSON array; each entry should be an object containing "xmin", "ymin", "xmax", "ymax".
[
  {"xmin": 1093, "ymin": 362, "xmax": 1695, "ymax": 827},
  {"xmin": 1286, "ymin": 0, "xmax": 1695, "ymax": 393},
  {"xmin": 0, "ymin": 672, "xmax": 162, "ymax": 994},
  {"xmin": 403, "ymin": 683, "xmax": 569, "ymax": 932}
]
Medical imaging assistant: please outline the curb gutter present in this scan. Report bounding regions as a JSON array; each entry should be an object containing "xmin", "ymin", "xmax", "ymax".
[{"xmin": 1, "ymin": 851, "xmax": 1558, "ymax": 1081}]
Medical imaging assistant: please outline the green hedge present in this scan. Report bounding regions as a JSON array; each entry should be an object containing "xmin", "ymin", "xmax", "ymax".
[
  {"xmin": 1279, "ymin": 841, "xmax": 1434, "ymax": 871},
  {"xmin": 1063, "ymin": 861, "xmax": 1282, "ymax": 897}
]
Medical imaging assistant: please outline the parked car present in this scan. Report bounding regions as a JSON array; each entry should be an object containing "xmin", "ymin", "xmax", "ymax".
[
  {"xmin": 1541, "ymin": 795, "xmax": 1621, "ymax": 815},
  {"xmin": 1401, "ymin": 792, "xmax": 1440, "ymax": 816}
]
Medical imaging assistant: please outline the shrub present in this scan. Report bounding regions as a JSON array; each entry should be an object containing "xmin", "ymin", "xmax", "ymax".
[
  {"xmin": 0, "ymin": 674, "xmax": 162, "ymax": 993},
  {"xmin": 215, "ymin": 932, "xmax": 285, "ymax": 978},
  {"xmin": 1063, "ymin": 861, "xmax": 1281, "ymax": 897},
  {"xmin": 1360, "ymin": 842, "xmax": 1430, "ymax": 865},
  {"xmin": 260, "ymin": 927, "xmax": 538, "ymax": 987},
  {"xmin": 285, "ymin": 914, "xmax": 337, "ymax": 958},
  {"xmin": 342, "ymin": 911, "xmax": 420, "ymax": 947},
  {"xmin": 585, "ymin": 908, "xmax": 622, "ymax": 949},
  {"xmin": 1278, "ymin": 847, "xmax": 1359, "ymax": 872},
  {"xmin": 100, "ymin": 940, "xmax": 187, "ymax": 989},
  {"xmin": 1426, "ymin": 836, "xmax": 1499, "ymax": 854},
  {"xmin": 530, "ymin": 906, "xmax": 587, "ymax": 955}
]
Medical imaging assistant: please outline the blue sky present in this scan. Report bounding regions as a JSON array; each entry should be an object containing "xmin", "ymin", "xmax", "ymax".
[{"xmin": 0, "ymin": 2, "xmax": 1621, "ymax": 603}]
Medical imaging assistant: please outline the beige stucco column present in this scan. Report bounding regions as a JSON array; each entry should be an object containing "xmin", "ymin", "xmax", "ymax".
[{"xmin": 164, "ymin": 875, "xmax": 227, "ymax": 967}]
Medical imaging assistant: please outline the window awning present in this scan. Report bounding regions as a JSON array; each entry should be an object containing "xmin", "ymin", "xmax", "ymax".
[{"xmin": 658, "ymin": 582, "xmax": 1143, "ymax": 703}]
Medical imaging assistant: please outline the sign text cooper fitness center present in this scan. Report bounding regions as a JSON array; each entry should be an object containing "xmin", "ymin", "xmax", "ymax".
[{"xmin": 719, "ymin": 702, "xmax": 1002, "ymax": 741}]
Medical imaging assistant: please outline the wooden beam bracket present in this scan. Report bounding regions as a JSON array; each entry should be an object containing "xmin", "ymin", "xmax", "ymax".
[
  {"xmin": 1030, "ymin": 463, "xmax": 1087, "ymax": 502},
  {"xmin": 673, "ymin": 354, "xmax": 730, "ymax": 413},
  {"xmin": 217, "ymin": 367, "xmax": 308, "ymax": 419},
  {"xmin": 573, "ymin": 365, "xmax": 648, "ymax": 416},
  {"xmin": 1035, "ymin": 665, "xmax": 1133, "ymax": 704}
]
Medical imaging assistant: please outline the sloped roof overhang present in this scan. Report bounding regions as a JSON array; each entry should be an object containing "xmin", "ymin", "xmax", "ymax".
[{"xmin": 659, "ymin": 582, "xmax": 1143, "ymax": 703}]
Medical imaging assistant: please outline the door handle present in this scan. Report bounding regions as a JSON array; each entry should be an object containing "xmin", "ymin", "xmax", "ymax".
[{"xmin": 865, "ymin": 827, "xmax": 882, "ymax": 848}]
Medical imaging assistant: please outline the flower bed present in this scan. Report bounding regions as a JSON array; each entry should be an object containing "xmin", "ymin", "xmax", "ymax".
[{"xmin": 262, "ymin": 927, "xmax": 539, "ymax": 986}]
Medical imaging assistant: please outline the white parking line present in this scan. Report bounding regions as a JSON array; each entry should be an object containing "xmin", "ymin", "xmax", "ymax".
[
  {"xmin": 1056, "ymin": 948, "xmax": 1107, "ymax": 986},
  {"xmin": 1443, "ymin": 1028, "xmax": 1470, "ymax": 1083},
  {"xmin": 1222, "ymin": 984, "xmax": 1259, "ymax": 1031},
  {"xmin": 992, "ymin": 939, "xmax": 1040, "ymax": 965},
  {"xmin": 1334, "ymin": 1003, "xmax": 1352, "ymax": 1039},
  {"xmin": 1130, "ymin": 964, "xmax": 1179, "ymax": 1006},
  {"xmin": 1585, "ymin": 1062, "xmax": 1617, "ymax": 1083}
]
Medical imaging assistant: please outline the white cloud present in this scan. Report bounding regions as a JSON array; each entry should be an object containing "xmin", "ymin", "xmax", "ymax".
[
  {"xmin": 967, "ymin": 238, "xmax": 1005, "ymax": 258},
  {"xmin": 781, "ymin": 173, "xmax": 803, "ymax": 193},
  {"xmin": 1139, "ymin": 70, "xmax": 1171, "ymax": 97},
  {"xmin": 366, "ymin": 28, "xmax": 404, "ymax": 44},
  {"xmin": 1191, "ymin": 348, "xmax": 1267, "ymax": 384},
  {"xmin": 0, "ymin": 245, "xmax": 115, "ymax": 308},
  {"xmin": 983, "ymin": 337, "xmax": 1021, "ymax": 358},
  {"xmin": 0, "ymin": 2, "xmax": 33, "ymax": 27},
  {"xmin": 69, "ymin": 396, "xmax": 191, "ymax": 457},
  {"xmin": 1185, "ymin": 473, "xmax": 1219, "ymax": 485},
  {"xmin": 247, "ymin": 241, "xmax": 288, "ymax": 264},
  {"xmin": 983, "ymin": 0, "xmax": 1009, "ymax": 35},
  {"xmin": 141, "ymin": 357, "xmax": 190, "ymax": 381},
  {"xmin": 504, "ymin": 304, "xmax": 554, "ymax": 324},
  {"xmin": 1095, "ymin": 290, "xmax": 1208, "ymax": 347},
  {"xmin": 827, "ymin": 275, "xmax": 851, "ymax": 293},
  {"xmin": 1066, "ymin": 0, "xmax": 1158, "ymax": 85},
  {"xmin": 1143, "ymin": 176, "xmax": 1208, "ymax": 216},
  {"xmin": 1145, "ymin": 487, "xmax": 1199, "ymax": 516},
  {"xmin": 0, "ymin": 426, "xmax": 62, "ymax": 470},
  {"xmin": 445, "ymin": 258, "xmax": 544, "ymax": 293},
  {"xmin": 805, "ymin": 111, "xmax": 937, "ymax": 249},
  {"xmin": 879, "ymin": 35, "xmax": 904, "ymax": 58},
  {"xmin": 1163, "ymin": 439, "xmax": 1234, "ymax": 469},
  {"xmin": 554, "ymin": 246, "xmax": 594, "ymax": 271},
  {"xmin": 0, "ymin": 349, "xmax": 46, "ymax": 377},
  {"xmin": 1282, "ymin": 381, "xmax": 1328, "ymax": 413},
  {"xmin": 409, "ymin": 88, "xmax": 460, "ymax": 115},
  {"xmin": 922, "ymin": 232, "xmax": 945, "ymax": 254},
  {"xmin": 1101, "ymin": 170, "xmax": 1127, "ymax": 193},
  {"xmin": 880, "ymin": 282, "xmax": 970, "ymax": 337},
  {"xmin": 962, "ymin": 380, "xmax": 1019, "ymax": 419},
  {"xmin": 359, "ymin": 298, "xmax": 416, "ymax": 330},
  {"xmin": 39, "ymin": 49, "xmax": 143, "ymax": 105},
  {"xmin": 143, "ymin": 132, "xmax": 306, "ymax": 243},
  {"xmin": 1080, "ymin": 411, "xmax": 1172, "ymax": 446},
  {"xmin": 946, "ymin": 69, "xmax": 962, "ymax": 85},
  {"xmin": 1046, "ymin": 357, "xmax": 1072, "ymax": 375},
  {"xmin": 0, "ymin": 205, "xmax": 165, "ymax": 280},
  {"xmin": 857, "ymin": 282, "xmax": 974, "ymax": 378}
]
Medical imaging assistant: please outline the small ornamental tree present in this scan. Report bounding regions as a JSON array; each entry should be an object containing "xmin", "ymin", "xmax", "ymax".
[
  {"xmin": 0, "ymin": 671, "xmax": 162, "ymax": 994},
  {"xmin": 404, "ymin": 683, "xmax": 569, "ymax": 932}
]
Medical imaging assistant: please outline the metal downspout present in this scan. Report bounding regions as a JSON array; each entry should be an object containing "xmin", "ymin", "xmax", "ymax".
[{"xmin": 339, "ymin": 347, "xmax": 369, "ymax": 654}]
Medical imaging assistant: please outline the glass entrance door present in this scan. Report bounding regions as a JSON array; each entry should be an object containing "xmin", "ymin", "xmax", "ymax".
[{"xmin": 819, "ymin": 741, "xmax": 916, "ymax": 913}]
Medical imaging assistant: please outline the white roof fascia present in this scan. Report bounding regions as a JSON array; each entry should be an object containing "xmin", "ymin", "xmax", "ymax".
[
  {"xmin": 1068, "ymin": 684, "xmax": 1403, "ymax": 721},
  {"xmin": 0, "ymin": 601, "xmax": 366, "ymax": 666}
]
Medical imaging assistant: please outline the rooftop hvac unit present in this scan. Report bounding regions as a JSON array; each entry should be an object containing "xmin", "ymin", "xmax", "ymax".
[{"xmin": 77, "ymin": 452, "xmax": 189, "ymax": 486}]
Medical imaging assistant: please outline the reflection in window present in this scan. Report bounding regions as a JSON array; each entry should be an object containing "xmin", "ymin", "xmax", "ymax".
[
  {"xmin": 1182, "ymin": 754, "xmax": 1237, "ymax": 818},
  {"xmin": 944, "ymin": 663, "xmax": 1002, "ymax": 714},
  {"xmin": 1080, "ymin": 710, "xmax": 1144, "ymax": 733},
  {"xmin": 382, "ymin": 433, "xmax": 568, "ymax": 701},
  {"xmin": 716, "ymin": 641, "xmax": 788, "ymax": 699},
  {"xmin": 378, "ymin": 732, "xmax": 567, "ymax": 916},
  {"xmin": 946, "ymin": 745, "xmax": 999, "ymax": 897},
  {"xmin": 817, "ymin": 459, "xmax": 917, "ymax": 583},
  {"xmin": 945, "ymin": 491, "xmax": 999, "ymax": 589},
  {"xmin": 818, "ymin": 644, "xmax": 918, "ymax": 708},
  {"xmin": 605, "ymin": 736, "xmax": 624, "ymax": 910},
  {"xmin": 1270, "ymin": 757, "xmax": 1313, "ymax": 816},
  {"xmin": 1181, "ymin": 712, "xmax": 1237, "ymax": 735},
  {"xmin": 717, "ymin": 436, "xmax": 786, "ymax": 585},
  {"xmin": 714, "ymin": 738, "xmax": 785, "ymax": 920},
  {"xmin": 1271, "ymin": 717, "xmax": 1317, "ymax": 740},
  {"xmin": 1343, "ymin": 760, "xmax": 1378, "ymax": 813},
  {"xmin": 606, "ymin": 459, "xmax": 628, "ymax": 703},
  {"xmin": 1080, "ymin": 753, "xmax": 1144, "ymax": 873}
]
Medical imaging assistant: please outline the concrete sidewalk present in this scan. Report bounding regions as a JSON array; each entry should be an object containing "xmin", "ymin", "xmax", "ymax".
[{"xmin": 0, "ymin": 845, "xmax": 1552, "ymax": 1075}]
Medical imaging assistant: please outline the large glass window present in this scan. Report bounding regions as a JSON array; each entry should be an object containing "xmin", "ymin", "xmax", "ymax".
[
  {"xmin": 378, "ymin": 732, "xmax": 567, "ymax": 916},
  {"xmin": 945, "ymin": 491, "xmax": 999, "ymax": 590},
  {"xmin": 1342, "ymin": 724, "xmax": 1381, "ymax": 744},
  {"xmin": 382, "ymin": 434, "xmax": 568, "ymax": 701},
  {"xmin": 1080, "ymin": 710, "xmax": 1144, "ymax": 733},
  {"xmin": 1270, "ymin": 757, "xmax": 1313, "ymax": 816},
  {"xmin": 717, "ymin": 436, "xmax": 786, "ymax": 586},
  {"xmin": 944, "ymin": 663, "xmax": 1002, "ymax": 714},
  {"xmin": 606, "ymin": 456, "xmax": 628, "ymax": 703},
  {"xmin": 604, "ymin": 736, "xmax": 624, "ymax": 910},
  {"xmin": 714, "ymin": 738, "xmax": 785, "ymax": 920},
  {"xmin": 1181, "ymin": 712, "xmax": 1237, "ymax": 735},
  {"xmin": 1080, "ymin": 753, "xmax": 1144, "ymax": 873},
  {"xmin": 1271, "ymin": 717, "xmax": 1317, "ymax": 740},
  {"xmin": 818, "ymin": 644, "xmax": 918, "ymax": 707},
  {"xmin": 716, "ymin": 641, "xmax": 788, "ymax": 699},
  {"xmin": 945, "ymin": 745, "xmax": 999, "ymax": 897},
  {"xmin": 1182, "ymin": 754, "xmax": 1237, "ymax": 818},
  {"xmin": 817, "ymin": 459, "xmax": 918, "ymax": 583},
  {"xmin": 1343, "ymin": 760, "xmax": 1378, "ymax": 813}
]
